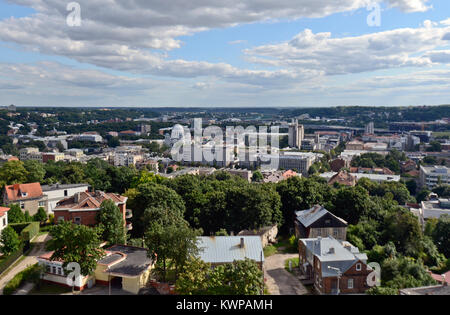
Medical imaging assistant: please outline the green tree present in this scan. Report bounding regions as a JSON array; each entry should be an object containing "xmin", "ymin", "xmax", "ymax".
[
  {"xmin": 33, "ymin": 207, "xmax": 47, "ymax": 223},
  {"xmin": 0, "ymin": 225, "xmax": 21, "ymax": 255},
  {"xmin": 432, "ymin": 214, "xmax": 450, "ymax": 257},
  {"xmin": 175, "ymin": 257, "xmax": 211, "ymax": 295},
  {"xmin": 97, "ymin": 199, "xmax": 126, "ymax": 246},
  {"xmin": 23, "ymin": 160, "xmax": 46, "ymax": 183},
  {"xmin": 46, "ymin": 221, "xmax": 105, "ymax": 276},
  {"xmin": 7, "ymin": 204, "xmax": 25, "ymax": 223},
  {"xmin": 0, "ymin": 160, "xmax": 29, "ymax": 185},
  {"xmin": 252, "ymin": 171, "xmax": 263, "ymax": 182}
]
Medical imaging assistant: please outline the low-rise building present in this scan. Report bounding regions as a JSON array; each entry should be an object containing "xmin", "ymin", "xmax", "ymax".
[
  {"xmin": 328, "ymin": 171, "xmax": 357, "ymax": 186},
  {"xmin": 19, "ymin": 147, "xmax": 42, "ymax": 162},
  {"xmin": 42, "ymin": 152, "xmax": 65, "ymax": 163},
  {"xmin": 3, "ymin": 183, "xmax": 46, "ymax": 216},
  {"xmin": 298, "ymin": 236, "xmax": 372, "ymax": 295},
  {"xmin": 196, "ymin": 236, "xmax": 264, "ymax": 269},
  {"xmin": 41, "ymin": 183, "xmax": 90, "ymax": 214},
  {"xmin": 225, "ymin": 169, "xmax": 252, "ymax": 182},
  {"xmin": 320, "ymin": 172, "xmax": 400, "ymax": 184},
  {"xmin": 346, "ymin": 140, "xmax": 364, "ymax": 151},
  {"xmin": 295, "ymin": 205, "xmax": 348, "ymax": 240}
]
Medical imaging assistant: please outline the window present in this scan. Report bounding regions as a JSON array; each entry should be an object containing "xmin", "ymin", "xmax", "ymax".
[
  {"xmin": 58, "ymin": 217, "xmax": 65, "ymax": 222},
  {"xmin": 39, "ymin": 201, "xmax": 46, "ymax": 207},
  {"xmin": 356, "ymin": 263, "xmax": 362, "ymax": 271},
  {"xmin": 58, "ymin": 267, "xmax": 62, "ymax": 275},
  {"xmin": 74, "ymin": 217, "xmax": 81, "ymax": 225},
  {"xmin": 2, "ymin": 218, "xmax": 5, "ymax": 226},
  {"xmin": 20, "ymin": 203, "xmax": 25, "ymax": 209},
  {"xmin": 64, "ymin": 190, "xmax": 68, "ymax": 197},
  {"xmin": 46, "ymin": 265, "xmax": 51, "ymax": 273},
  {"xmin": 348, "ymin": 279, "xmax": 354, "ymax": 289},
  {"xmin": 52, "ymin": 266, "xmax": 57, "ymax": 274}
]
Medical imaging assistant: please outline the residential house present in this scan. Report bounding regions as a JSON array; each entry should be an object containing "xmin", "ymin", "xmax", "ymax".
[
  {"xmin": 237, "ymin": 225, "xmax": 278, "ymax": 248},
  {"xmin": 298, "ymin": 236, "xmax": 372, "ymax": 294},
  {"xmin": 3, "ymin": 183, "xmax": 46, "ymax": 216},
  {"xmin": 53, "ymin": 191, "xmax": 132, "ymax": 231},
  {"xmin": 294, "ymin": 205, "xmax": 348, "ymax": 240},
  {"xmin": 42, "ymin": 152, "xmax": 65, "ymax": 163},
  {"xmin": 196, "ymin": 236, "xmax": 264, "ymax": 269},
  {"xmin": 38, "ymin": 245, "xmax": 153, "ymax": 294},
  {"xmin": 399, "ymin": 283, "xmax": 450, "ymax": 295},
  {"xmin": 0, "ymin": 207, "xmax": 10, "ymax": 234},
  {"xmin": 401, "ymin": 160, "xmax": 417, "ymax": 173},
  {"xmin": 41, "ymin": 183, "xmax": 90, "ymax": 214}
]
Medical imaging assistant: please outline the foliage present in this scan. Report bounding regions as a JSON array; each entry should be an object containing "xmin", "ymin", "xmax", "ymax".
[
  {"xmin": 432, "ymin": 214, "xmax": 450, "ymax": 257},
  {"xmin": 46, "ymin": 221, "xmax": 105, "ymax": 276},
  {"xmin": 3, "ymin": 263, "xmax": 43, "ymax": 295},
  {"xmin": 96, "ymin": 199, "xmax": 126, "ymax": 246},
  {"xmin": 0, "ymin": 225, "xmax": 21, "ymax": 255},
  {"xmin": 33, "ymin": 207, "xmax": 48, "ymax": 223},
  {"xmin": 7, "ymin": 204, "xmax": 26, "ymax": 223}
]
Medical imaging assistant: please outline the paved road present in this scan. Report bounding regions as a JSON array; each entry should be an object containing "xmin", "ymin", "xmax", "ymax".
[
  {"xmin": 0, "ymin": 233, "xmax": 50, "ymax": 295},
  {"xmin": 264, "ymin": 253, "xmax": 309, "ymax": 295}
]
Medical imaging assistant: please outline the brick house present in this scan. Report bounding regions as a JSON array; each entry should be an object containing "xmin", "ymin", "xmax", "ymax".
[
  {"xmin": 3, "ymin": 183, "xmax": 47, "ymax": 216},
  {"xmin": 53, "ymin": 191, "xmax": 132, "ymax": 231},
  {"xmin": 295, "ymin": 205, "xmax": 348, "ymax": 240},
  {"xmin": 298, "ymin": 237, "xmax": 372, "ymax": 295}
]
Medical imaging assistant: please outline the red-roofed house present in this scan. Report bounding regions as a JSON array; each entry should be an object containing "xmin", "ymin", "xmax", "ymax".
[
  {"xmin": 0, "ymin": 207, "xmax": 10, "ymax": 234},
  {"xmin": 53, "ymin": 191, "xmax": 132, "ymax": 231},
  {"xmin": 3, "ymin": 183, "xmax": 46, "ymax": 216},
  {"xmin": 429, "ymin": 271, "xmax": 450, "ymax": 285}
]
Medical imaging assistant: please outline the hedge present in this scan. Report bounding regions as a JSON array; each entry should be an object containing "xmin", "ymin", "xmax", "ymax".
[
  {"xmin": 0, "ymin": 244, "xmax": 24, "ymax": 275},
  {"xmin": 9, "ymin": 222, "xmax": 40, "ymax": 242}
]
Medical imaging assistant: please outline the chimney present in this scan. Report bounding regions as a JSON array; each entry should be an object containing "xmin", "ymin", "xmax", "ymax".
[
  {"xmin": 329, "ymin": 247, "xmax": 335, "ymax": 254},
  {"xmin": 74, "ymin": 192, "xmax": 80, "ymax": 203},
  {"xmin": 240, "ymin": 237, "xmax": 245, "ymax": 248}
]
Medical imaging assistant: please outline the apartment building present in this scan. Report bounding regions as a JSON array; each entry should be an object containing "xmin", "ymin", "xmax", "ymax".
[
  {"xmin": 41, "ymin": 183, "xmax": 90, "ymax": 214},
  {"xmin": 420, "ymin": 165, "xmax": 450, "ymax": 189}
]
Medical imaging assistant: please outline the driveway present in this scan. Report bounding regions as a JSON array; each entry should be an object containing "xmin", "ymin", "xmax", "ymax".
[
  {"xmin": 264, "ymin": 253, "xmax": 309, "ymax": 295},
  {"xmin": 0, "ymin": 233, "xmax": 50, "ymax": 295}
]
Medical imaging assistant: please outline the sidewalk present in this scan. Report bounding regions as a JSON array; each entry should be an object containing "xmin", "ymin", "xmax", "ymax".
[{"xmin": 0, "ymin": 233, "xmax": 50, "ymax": 295}]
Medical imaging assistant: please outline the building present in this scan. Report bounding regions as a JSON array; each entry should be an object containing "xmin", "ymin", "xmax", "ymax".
[
  {"xmin": 346, "ymin": 140, "xmax": 364, "ymax": 151},
  {"xmin": 19, "ymin": 147, "xmax": 42, "ymax": 162},
  {"xmin": 320, "ymin": 172, "xmax": 400, "ymax": 184},
  {"xmin": 330, "ymin": 158, "xmax": 349, "ymax": 172},
  {"xmin": 41, "ymin": 184, "xmax": 90, "ymax": 214},
  {"xmin": 298, "ymin": 237, "xmax": 372, "ymax": 295},
  {"xmin": 114, "ymin": 153, "xmax": 143, "ymax": 167},
  {"xmin": 294, "ymin": 205, "xmax": 348, "ymax": 240},
  {"xmin": 417, "ymin": 198, "xmax": 450, "ymax": 226},
  {"xmin": 225, "ymin": 169, "xmax": 252, "ymax": 182},
  {"xmin": 365, "ymin": 122, "xmax": 374, "ymax": 135},
  {"xmin": 420, "ymin": 165, "xmax": 450, "ymax": 189},
  {"xmin": 399, "ymin": 284, "xmax": 450, "ymax": 295},
  {"xmin": 328, "ymin": 171, "xmax": 357, "ymax": 186},
  {"xmin": 53, "ymin": 191, "xmax": 131, "ymax": 231},
  {"xmin": 64, "ymin": 148, "xmax": 84, "ymax": 159},
  {"xmin": 42, "ymin": 152, "xmax": 65, "ymax": 163},
  {"xmin": 3, "ymin": 183, "xmax": 46, "ymax": 216},
  {"xmin": 76, "ymin": 133, "xmax": 103, "ymax": 142},
  {"xmin": 0, "ymin": 207, "xmax": 10, "ymax": 234},
  {"xmin": 196, "ymin": 236, "xmax": 264, "ymax": 269},
  {"xmin": 38, "ymin": 245, "xmax": 153, "ymax": 294},
  {"xmin": 237, "ymin": 225, "xmax": 278, "ymax": 248},
  {"xmin": 288, "ymin": 119, "xmax": 305, "ymax": 148},
  {"xmin": 260, "ymin": 152, "xmax": 318, "ymax": 175}
]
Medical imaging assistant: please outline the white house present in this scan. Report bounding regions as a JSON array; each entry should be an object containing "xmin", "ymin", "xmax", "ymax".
[
  {"xmin": 0, "ymin": 207, "xmax": 10, "ymax": 234},
  {"xmin": 41, "ymin": 184, "xmax": 90, "ymax": 214}
]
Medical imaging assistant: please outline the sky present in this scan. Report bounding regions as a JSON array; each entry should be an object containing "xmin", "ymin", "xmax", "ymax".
[{"xmin": 0, "ymin": 0, "xmax": 450, "ymax": 108}]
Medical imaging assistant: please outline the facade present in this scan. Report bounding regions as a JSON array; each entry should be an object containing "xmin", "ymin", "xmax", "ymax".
[
  {"xmin": 298, "ymin": 237, "xmax": 372, "ymax": 295},
  {"xmin": 225, "ymin": 169, "xmax": 252, "ymax": 182},
  {"xmin": 320, "ymin": 172, "xmax": 400, "ymax": 184},
  {"xmin": 295, "ymin": 205, "xmax": 348, "ymax": 240},
  {"xmin": 41, "ymin": 183, "xmax": 90, "ymax": 214},
  {"xmin": 42, "ymin": 152, "xmax": 65, "ymax": 163},
  {"xmin": 328, "ymin": 171, "xmax": 357, "ymax": 186},
  {"xmin": 346, "ymin": 140, "xmax": 364, "ymax": 151},
  {"xmin": 196, "ymin": 236, "xmax": 264, "ymax": 269},
  {"xmin": 420, "ymin": 165, "xmax": 450, "ymax": 189},
  {"xmin": 19, "ymin": 147, "xmax": 42, "ymax": 162},
  {"xmin": 38, "ymin": 245, "xmax": 153, "ymax": 294},
  {"xmin": 3, "ymin": 183, "xmax": 46, "ymax": 216},
  {"xmin": 114, "ymin": 153, "xmax": 143, "ymax": 167},
  {"xmin": 365, "ymin": 122, "xmax": 374, "ymax": 135},
  {"xmin": 0, "ymin": 207, "xmax": 10, "ymax": 234},
  {"xmin": 64, "ymin": 148, "xmax": 84, "ymax": 159},
  {"xmin": 53, "ymin": 191, "xmax": 131, "ymax": 231},
  {"xmin": 417, "ymin": 198, "xmax": 450, "ymax": 226},
  {"xmin": 288, "ymin": 119, "xmax": 305, "ymax": 148}
]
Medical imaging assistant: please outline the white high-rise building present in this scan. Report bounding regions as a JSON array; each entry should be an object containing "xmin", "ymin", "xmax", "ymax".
[{"xmin": 365, "ymin": 122, "xmax": 375, "ymax": 135}]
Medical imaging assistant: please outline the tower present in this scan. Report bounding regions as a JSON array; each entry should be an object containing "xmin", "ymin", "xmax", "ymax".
[{"xmin": 288, "ymin": 119, "xmax": 304, "ymax": 148}]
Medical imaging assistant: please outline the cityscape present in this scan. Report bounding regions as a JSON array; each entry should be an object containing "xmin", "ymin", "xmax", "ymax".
[{"xmin": 0, "ymin": 0, "xmax": 449, "ymax": 307}]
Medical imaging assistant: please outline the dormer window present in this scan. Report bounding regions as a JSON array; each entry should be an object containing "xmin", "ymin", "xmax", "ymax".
[
  {"xmin": 356, "ymin": 263, "xmax": 362, "ymax": 271},
  {"xmin": 21, "ymin": 192, "xmax": 28, "ymax": 197}
]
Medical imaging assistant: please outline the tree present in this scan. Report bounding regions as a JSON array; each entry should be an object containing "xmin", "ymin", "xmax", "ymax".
[
  {"xmin": 331, "ymin": 186, "xmax": 372, "ymax": 225},
  {"xmin": 0, "ymin": 225, "xmax": 21, "ymax": 255},
  {"xmin": 23, "ymin": 160, "xmax": 46, "ymax": 183},
  {"xmin": 7, "ymin": 204, "xmax": 25, "ymax": 223},
  {"xmin": 175, "ymin": 257, "xmax": 211, "ymax": 295},
  {"xmin": 33, "ymin": 207, "xmax": 48, "ymax": 223},
  {"xmin": 432, "ymin": 214, "xmax": 450, "ymax": 257},
  {"xmin": 251, "ymin": 171, "xmax": 263, "ymax": 182},
  {"xmin": 46, "ymin": 221, "xmax": 105, "ymax": 276},
  {"xmin": 0, "ymin": 160, "xmax": 29, "ymax": 185},
  {"xmin": 97, "ymin": 199, "xmax": 126, "ymax": 246},
  {"xmin": 24, "ymin": 211, "xmax": 32, "ymax": 222}
]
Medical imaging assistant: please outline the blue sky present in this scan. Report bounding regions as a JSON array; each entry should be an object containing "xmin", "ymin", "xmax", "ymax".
[{"xmin": 0, "ymin": 0, "xmax": 449, "ymax": 107}]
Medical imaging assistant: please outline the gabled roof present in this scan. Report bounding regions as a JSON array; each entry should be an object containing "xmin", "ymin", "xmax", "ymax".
[
  {"xmin": 197, "ymin": 236, "xmax": 264, "ymax": 264},
  {"xmin": 54, "ymin": 191, "xmax": 127, "ymax": 212},
  {"xmin": 295, "ymin": 205, "xmax": 347, "ymax": 228},
  {"xmin": 4, "ymin": 183, "xmax": 43, "ymax": 201}
]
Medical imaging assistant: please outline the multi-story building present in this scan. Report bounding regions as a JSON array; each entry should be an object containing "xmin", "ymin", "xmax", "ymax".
[
  {"xmin": 3, "ymin": 183, "xmax": 47, "ymax": 216},
  {"xmin": 365, "ymin": 122, "xmax": 374, "ymax": 135},
  {"xmin": 288, "ymin": 119, "xmax": 305, "ymax": 148},
  {"xmin": 298, "ymin": 236, "xmax": 372, "ymax": 295},
  {"xmin": 19, "ymin": 147, "xmax": 42, "ymax": 162},
  {"xmin": 41, "ymin": 183, "xmax": 90, "ymax": 214},
  {"xmin": 420, "ymin": 165, "xmax": 450, "ymax": 189},
  {"xmin": 42, "ymin": 152, "xmax": 65, "ymax": 163},
  {"xmin": 53, "ymin": 191, "xmax": 131, "ymax": 231},
  {"xmin": 294, "ymin": 205, "xmax": 348, "ymax": 240},
  {"xmin": 64, "ymin": 148, "xmax": 84, "ymax": 159},
  {"xmin": 345, "ymin": 140, "xmax": 364, "ymax": 151},
  {"xmin": 114, "ymin": 153, "xmax": 143, "ymax": 167}
]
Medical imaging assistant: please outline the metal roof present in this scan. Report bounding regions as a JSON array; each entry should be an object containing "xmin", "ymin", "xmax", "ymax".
[
  {"xmin": 295, "ymin": 205, "xmax": 347, "ymax": 228},
  {"xmin": 197, "ymin": 236, "xmax": 264, "ymax": 264}
]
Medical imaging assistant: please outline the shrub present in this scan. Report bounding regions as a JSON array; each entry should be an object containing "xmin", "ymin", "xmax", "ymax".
[{"xmin": 3, "ymin": 263, "xmax": 42, "ymax": 295}]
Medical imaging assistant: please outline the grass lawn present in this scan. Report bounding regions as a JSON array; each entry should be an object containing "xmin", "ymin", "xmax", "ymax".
[
  {"xmin": 263, "ymin": 245, "xmax": 277, "ymax": 257},
  {"xmin": 29, "ymin": 282, "xmax": 72, "ymax": 295}
]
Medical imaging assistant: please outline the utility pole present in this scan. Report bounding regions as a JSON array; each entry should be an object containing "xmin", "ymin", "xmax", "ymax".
[{"xmin": 328, "ymin": 266, "xmax": 342, "ymax": 295}]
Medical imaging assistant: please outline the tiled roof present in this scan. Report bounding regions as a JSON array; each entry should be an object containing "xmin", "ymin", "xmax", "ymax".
[
  {"xmin": 54, "ymin": 191, "xmax": 127, "ymax": 212},
  {"xmin": 4, "ymin": 183, "xmax": 43, "ymax": 201},
  {"xmin": 328, "ymin": 171, "xmax": 356, "ymax": 186}
]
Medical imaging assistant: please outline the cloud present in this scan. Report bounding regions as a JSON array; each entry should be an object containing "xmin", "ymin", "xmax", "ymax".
[
  {"xmin": 228, "ymin": 40, "xmax": 248, "ymax": 45},
  {"xmin": 245, "ymin": 22, "xmax": 450, "ymax": 75}
]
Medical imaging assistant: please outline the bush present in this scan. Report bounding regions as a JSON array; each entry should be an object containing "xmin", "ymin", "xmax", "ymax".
[
  {"xmin": 0, "ymin": 226, "xmax": 21, "ymax": 255},
  {"xmin": 9, "ymin": 222, "xmax": 40, "ymax": 243}
]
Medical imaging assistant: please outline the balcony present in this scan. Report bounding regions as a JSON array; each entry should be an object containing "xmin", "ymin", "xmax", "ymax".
[{"xmin": 125, "ymin": 209, "xmax": 133, "ymax": 219}]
